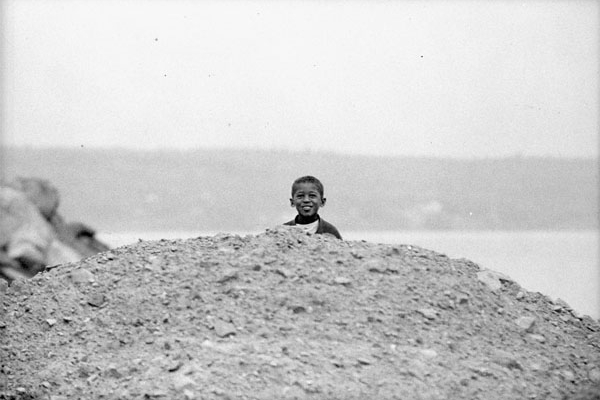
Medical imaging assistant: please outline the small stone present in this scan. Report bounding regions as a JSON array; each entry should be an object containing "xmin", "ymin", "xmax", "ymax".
[
  {"xmin": 213, "ymin": 320, "xmax": 236, "ymax": 338},
  {"xmin": 250, "ymin": 247, "xmax": 267, "ymax": 257},
  {"xmin": 417, "ymin": 308, "xmax": 438, "ymax": 320},
  {"xmin": 172, "ymin": 374, "xmax": 196, "ymax": 391},
  {"xmin": 470, "ymin": 365, "xmax": 494, "ymax": 377},
  {"xmin": 143, "ymin": 389, "xmax": 167, "ymax": 398},
  {"xmin": 516, "ymin": 291, "xmax": 526, "ymax": 300},
  {"xmin": 356, "ymin": 357, "xmax": 373, "ymax": 365},
  {"xmin": 217, "ymin": 269, "xmax": 238, "ymax": 284},
  {"xmin": 554, "ymin": 298, "xmax": 572, "ymax": 310},
  {"xmin": 420, "ymin": 349, "xmax": 438, "ymax": 358},
  {"xmin": 183, "ymin": 389, "xmax": 196, "ymax": 400},
  {"xmin": 46, "ymin": 318, "xmax": 57, "ymax": 327},
  {"xmin": 78, "ymin": 365, "xmax": 93, "ymax": 378},
  {"xmin": 515, "ymin": 316, "xmax": 536, "ymax": 333},
  {"xmin": 492, "ymin": 350, "xmax": 523, "ymax": 370},
  {"xmin": 588, "ymin": 368, "xmax": 600, "ymax": 382},
  {"xmin": 333, "ymin": 277, "xmax": 352, "ymax": 286},
  {"xmin": 560, "ymin": 370, "xmax": 575, "ymax": 382},
  {"xmin": 363, "ymin": 259, "xmax": 387, "ymax": 273},
  {"xmin": 167, "ymin": 360, "xmax": 184, "ymax": 372},
  {"xmin": 477, "ymin": 270, "xmax": 510, "ymax": 291},
  {"xmin": 274, "ymin": 268, "xmax": 293, "ymax": 278},
  {"xmin": 70, "ymin": 269, "xmax": 95, "ymax": 284},
  {"xmin": 560, "ymin": 315, "xmax": 571, "ymax": 322},
  {"xmin": 87, "ymin": 293, "xmax": 106, "ymax": 307},
  {"xmin": 530, "ymin": 363, "xmax": 542, "ymax": 371},
  {"xmin": 331, "ymin": 359, "xmax": 345, "ymax": 368},
  {"xmin": 291, "ymin": 305, "xmax": 306, "ymax": 314},
  {"xmin": 41, "ymin": 381, "xmax": 51, "ymax": 388},
  {"xmin": 527, "ymin": 334, "xmax": 546, "ymax": 343},
  {"xmin": 105, "ymin": 366, "xmax": 123, "ymax": 379}
]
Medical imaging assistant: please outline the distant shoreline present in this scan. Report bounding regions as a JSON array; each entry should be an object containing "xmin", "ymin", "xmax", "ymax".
[{"xmin": 4, "ymin": 146, "xmax": 597, "ymax": 232}]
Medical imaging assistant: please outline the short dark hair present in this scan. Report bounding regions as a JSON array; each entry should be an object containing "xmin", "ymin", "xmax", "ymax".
[{"xmin": 291, "ymin": 176, "xmax": 324, "ymax": 197}]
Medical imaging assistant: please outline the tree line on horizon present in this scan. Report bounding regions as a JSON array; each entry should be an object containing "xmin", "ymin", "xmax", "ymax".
[{"xmin": 3, "ymin": 146, "xmax": 598, "ymax": 232}]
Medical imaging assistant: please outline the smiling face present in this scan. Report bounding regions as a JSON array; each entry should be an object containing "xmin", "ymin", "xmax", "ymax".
[{"xmin": 290, "ymin": 182, "xmax": 326, "ymax": 219}]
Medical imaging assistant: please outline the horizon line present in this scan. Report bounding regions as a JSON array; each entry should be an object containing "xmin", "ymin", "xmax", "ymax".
[{"xmin": 2, "ymin": 143, "xmax": 598, "ymax": 161}]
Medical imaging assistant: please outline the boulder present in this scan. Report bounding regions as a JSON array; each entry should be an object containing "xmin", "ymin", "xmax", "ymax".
[
  {"xmin": 0, "ymin": 178, "xmax": 109, "ymax": 281},
  {"xmin": 0, "ymin": 186, "xmax": 54, "ymax": 267},
  {"xmin": 51, "ymin": 217, "xmax": 110, "ymax": 257},
  {"xmin": 5, "ymin": 177, "xmax": 60, "ymax": 220}
]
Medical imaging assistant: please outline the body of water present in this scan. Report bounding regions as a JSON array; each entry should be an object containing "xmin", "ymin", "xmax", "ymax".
[{"xmin": 98, "ymin": 230, "xmax": 599, "ymax": 320}]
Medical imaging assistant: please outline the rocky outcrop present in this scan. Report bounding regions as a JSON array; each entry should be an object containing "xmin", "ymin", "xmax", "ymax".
[{"xmin": 0, "ymin": 177, "xmax": 109, "ymax": 281}]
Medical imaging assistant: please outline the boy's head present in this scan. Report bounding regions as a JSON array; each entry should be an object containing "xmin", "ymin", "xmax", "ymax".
[{"xmin": 290, "ymin": 176, "xmax": 326, "ymax": 218}]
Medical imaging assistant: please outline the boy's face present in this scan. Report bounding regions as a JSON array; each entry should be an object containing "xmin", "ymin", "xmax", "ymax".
[{"xmin": 290, "ymin": 182, "xmax": 326, "ymax": 218}]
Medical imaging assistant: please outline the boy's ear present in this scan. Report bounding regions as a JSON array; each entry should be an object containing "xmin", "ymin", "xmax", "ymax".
[
  {"xmin": 290, "ymin": 198, "xmax": 294, "ymax": 207},
  {"xmin": 321, "ymin": 197, "xmax": 326, "ymax": 206}
]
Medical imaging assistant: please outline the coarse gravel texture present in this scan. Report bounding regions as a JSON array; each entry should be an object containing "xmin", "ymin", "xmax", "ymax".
[{"xmin": 1, "ymin": 226, "xmax": 599, "ymax": 400}]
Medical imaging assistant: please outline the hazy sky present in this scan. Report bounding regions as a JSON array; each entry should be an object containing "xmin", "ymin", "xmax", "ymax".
[{"xmin": 1, "ymin": 0, "xmax": 598, "ymax": 158}]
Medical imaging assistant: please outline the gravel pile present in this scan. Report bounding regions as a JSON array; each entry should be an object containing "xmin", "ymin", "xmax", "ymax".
[{"xmin": 1, "ymin": 226, "xmax": 599, "ymax": 399}]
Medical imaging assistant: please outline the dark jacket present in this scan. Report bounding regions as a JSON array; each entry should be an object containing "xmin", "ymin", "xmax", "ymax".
[{"xmin": 284, "ymin": 215, "xmax": 342, "ymax": 240}]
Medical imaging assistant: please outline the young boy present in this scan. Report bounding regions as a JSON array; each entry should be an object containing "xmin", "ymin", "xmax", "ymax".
[{"xmin": 284, "ymin": 176, "xmax": 342, "ymax": 240}]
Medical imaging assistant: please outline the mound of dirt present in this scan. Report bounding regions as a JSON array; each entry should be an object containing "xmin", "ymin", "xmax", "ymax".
[{"xmin": 1, "ymin": 227, "xmax": 599, "ymax": 399}]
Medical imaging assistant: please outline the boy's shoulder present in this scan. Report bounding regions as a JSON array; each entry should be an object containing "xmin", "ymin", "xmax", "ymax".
[
  {"xmin": 282, "ymin": 217, "xmax": 342, "ymax": 240},
  {"xmin": 317, "ymin": 218, "xmax": 342, "ymax": 240}
]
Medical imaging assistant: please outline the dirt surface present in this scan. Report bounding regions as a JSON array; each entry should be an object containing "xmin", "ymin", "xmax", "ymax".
[{"xmin": 1, "ymin": 227, "xmax": 600, "ymax": 399}]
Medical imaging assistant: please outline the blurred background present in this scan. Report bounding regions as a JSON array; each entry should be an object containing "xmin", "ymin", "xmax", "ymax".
[{"xmin": 1, "ymin": 0, "xmax": 598, "ymax": 317}]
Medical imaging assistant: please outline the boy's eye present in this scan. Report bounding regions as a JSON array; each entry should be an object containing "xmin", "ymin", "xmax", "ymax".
[{"xmin": 294, "ymin": 192, "xmax": 319, "ymax": 200}]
